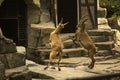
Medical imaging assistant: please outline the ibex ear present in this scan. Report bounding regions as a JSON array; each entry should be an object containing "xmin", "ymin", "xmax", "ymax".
[
  {"xmin": 63, "ymin": 22, "xmax": 69, "ymax": 26},
  {"xmin": 60, "ymin": 17, "xmax": 63, "ymax": 24}
]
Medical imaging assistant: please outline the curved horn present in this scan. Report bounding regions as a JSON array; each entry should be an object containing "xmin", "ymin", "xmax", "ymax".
[
  {"xmin": 63, "ymin": 22, "xmax": 69, "ymax": 26},
  {"xmin": 60, "ymin": 17, "xmax": 63, "ymax": 23}
]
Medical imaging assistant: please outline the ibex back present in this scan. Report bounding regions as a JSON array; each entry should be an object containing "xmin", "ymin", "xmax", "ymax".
[
  {"xmin": 44, "ymin": 18, "xmax": 69, "ymax": 71},
  {"xmin": 73, "ymin": 16, "xmax": 96, "ymax": 69}
]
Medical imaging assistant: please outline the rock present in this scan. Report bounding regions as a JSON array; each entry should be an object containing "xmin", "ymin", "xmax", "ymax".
[
  {"xmin": 97, "ymin": 7, "xmax": 107, "ymax": 18},
  {"xmin": 108, "ymin": 18, "xmax": 120, "ymax": 31},
  {"xmin": 5, "ymin": 53, "xmax": 25, "ymax": 69},
  {"xmin": 35, "ymin": 48, "xmax": 86, "ymax": 59},
  {"xmin": 95, "ymin": 41, "xmax": 115, "ymax": 50},
  {"xmin": 112, "ymin": 46, "xmax": 120, "ymax": 54},
  {"xmin": 0, "ymin": 38, "xmax": 17, "ymax": 54},
  {"xmin": 97, "ymin": 0, "xmax": 107, "ymax": 18},
  {"xmin": 63, "ymin": 39, "xmax": 75, "ymax": 48},
  {"xmin": 63, "ymin": 48, "xmax": 86, "ymax": 57},
  {"xmin": 118, "ymin": 17, "xmax": 120, "ymax": 26},
  {"xmin": 90, "ymin": 36, "xmax": 110, "ymax": 42},
  {"xmin": 5, "ymin": 66, "xmax": 32, "ymax": 80},
  {"xmin": 27, "ymin": 22, "xmax": 55, "ymax": 62},
  {"xmin": 96, "ymin": 50, "xmax": 113, "ymax": 56},
  {"xmin": 0, "ymin": 52, "xmax": 25, "ymax": 69},
  {"xmin": 0, "ymin": 54, "xmax": 9, "ymax": 68},
  {"xmin": 29, "ymin": 22, "xmax": 55, "ymax": 48},
  {"xmin": 60, "ymin": 33, "xmax": 74, "ymax": 41},
  {"xmin": 0, "ymin": 27, "xmax": 3, "ymax": 38},
  {"xmin": 98, "ymin": 18, "xmax": 111, "ymax": 30},
  {"xmin": 111, "ymin": 29, "xmax": 120, "ymax": 46},
  {"xmin": 0, "ymin": 61, "xmax": 5, "ymax": 80},
  {"xmin": 26, "ymin": 0, "xmax": 41, "ymax": 24},
  {"xmin": 26, "ymin": 48, "xmax": 44, "ymax": 64},
  {"xmin": 88, "ymin": 30, "xmax": 114, "ymax": 36},
  {"xmin": 98, "ymin": 24, "xmax": 111, "ymax": 30},
  {"xmin": 0, "ymin": 28, "xmax": 17, "ymax": 54},
  {"xmin": 98, "ymin": 18, "xmax": 108, "ymax": 25},
  {"xmin": 40, "ymin": 10, "xmax": 50, "ymax": 23},
  {"xmin": 16, "ymin": 46, "xmax": 26, "ymax": 55},
  {"xmin": 0, "ymin": 47, "xmax": 26, "ymax": 69}
]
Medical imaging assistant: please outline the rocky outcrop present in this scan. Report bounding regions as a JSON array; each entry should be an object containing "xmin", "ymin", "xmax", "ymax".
[
  {"xmin": 0, "ymin": 27, "xmax": 32, "ymax": 80},
  {"xmin": 27, "ymin": 22, "xmax": 55, "ymax": 63}
]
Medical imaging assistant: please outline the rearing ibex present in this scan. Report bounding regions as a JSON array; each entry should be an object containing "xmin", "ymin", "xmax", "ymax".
[
  {"xmin": 44, "ymin": 18, "xmax": 69, "ymax": 71},
  {"xmin": 73, "ymin": 15, "xmax": 96, "ymax": 69}
]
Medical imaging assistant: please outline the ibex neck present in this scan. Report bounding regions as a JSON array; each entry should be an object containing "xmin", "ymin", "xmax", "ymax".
[
  {"xmin": 54, "ymin": 25, "xmax": 62, "ymax": 34},
  {"xmin": 80, "ymin": 24, "xmax": 86, "ymax": 32},
  {"xmin": 80, "ymin": 27, "xmax": 85, "ymax": 32}
]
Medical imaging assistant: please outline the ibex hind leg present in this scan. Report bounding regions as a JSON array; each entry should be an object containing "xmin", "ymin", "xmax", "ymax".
[
  {"xmin": 57, "ymin": 51, "xmax": 63, "ymax": 71},
  {"xmin": 44, "ymin": 50, "xmax": 57, "ymax": 70},
  {"xmin": 88, "ymin": 49, "xmax": 96, "ymax": 69}
]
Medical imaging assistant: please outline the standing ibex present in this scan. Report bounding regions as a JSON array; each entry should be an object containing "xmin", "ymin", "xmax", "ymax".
[
  {"xmin": 73, "ymin": 16, "xmax": 96, "ymax": 69},
  {"xmin": 44, "ymin": 18, "xmax": 69, "ymax": 71}
]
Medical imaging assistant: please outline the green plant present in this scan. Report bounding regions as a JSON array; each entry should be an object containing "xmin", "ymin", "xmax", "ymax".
[{"xmin": 99, "ymin": 0, "xmax": 120, "ymax": 18}]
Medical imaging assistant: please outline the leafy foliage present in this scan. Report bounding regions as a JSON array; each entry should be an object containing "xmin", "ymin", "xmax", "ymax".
[{"xmin": 99, "ymin": 0, "xmax": 120, "ymax": 18}]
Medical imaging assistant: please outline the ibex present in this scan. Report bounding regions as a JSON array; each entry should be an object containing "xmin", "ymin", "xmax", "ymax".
[
  {"xmin": 44, "ymin": 18, "xmax": 69, "ymax": 71},
  {"xmin": 73, "ymin": 16, "xmax": 96, "ymax": 69}
]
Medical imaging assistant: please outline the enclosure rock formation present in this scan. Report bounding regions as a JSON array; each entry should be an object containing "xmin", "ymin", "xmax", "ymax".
[
  {"xmin": 27, "ymin": 22, "xmax": 55, "ymax": 63},
  {"xmin": 0, "ymin": 27, "xmax": 31, "ymax": 80}
]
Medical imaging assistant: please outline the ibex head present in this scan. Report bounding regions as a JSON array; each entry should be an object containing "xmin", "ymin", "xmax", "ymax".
[
  {"xmin": 56, "ymin": 18, "xmax": 69, "ymax": 32},
  {"xmin": 77, "ymin": 15, "xmax": 88, "ymax": 28},
  {"xmin": 80, "ymin": 15, "xmax": 88, "ymax": 23}
]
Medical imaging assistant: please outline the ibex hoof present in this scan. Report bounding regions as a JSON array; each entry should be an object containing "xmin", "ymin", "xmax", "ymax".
[
  {"xmin": 44, "ymin": 67, "xmax": 48, "ymax": 70},
  {"xmin": 88, "ymin": 65, "xmax": 94, "ymax": 69},
  {"xmin": 58, "ymin": 68, "xmax": 61, "ymax": 71}
]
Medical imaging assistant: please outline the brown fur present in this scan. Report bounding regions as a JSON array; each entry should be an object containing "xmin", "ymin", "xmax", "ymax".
[
  {"xmin": 73, "ymin": 16, "xmax": 96, "ymax": 69},
  {"xmin": 44, "ymin": 19, "xmax": 68, "ymax": 71}
]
